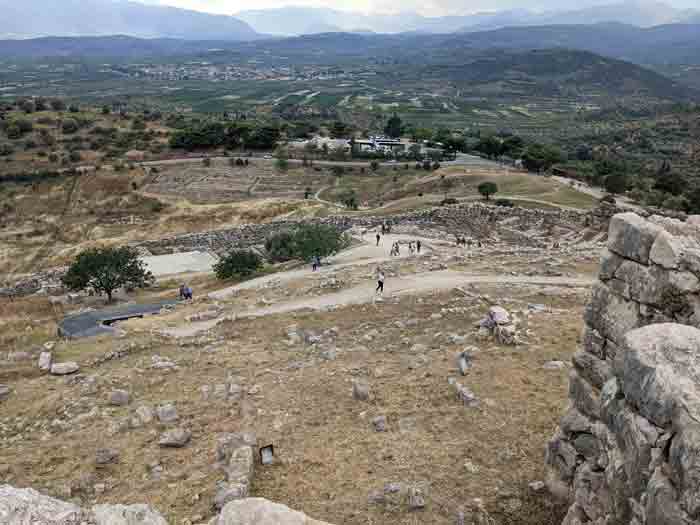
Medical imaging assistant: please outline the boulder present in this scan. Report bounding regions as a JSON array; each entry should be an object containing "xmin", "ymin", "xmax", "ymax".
[
  {"xmin": 607, "ymin": 212, "xmax": 662, "ymax": 264},
  {"xmin": 50, "ymin": 362, "xmax": 79, "ymax": 375},
  {"xmin": 158, "ymin": 428, "xmax": 191, "ymax": 448},
  {"xmin": 109, "ymin": 390, "xmax": 130, "ymax": 406},
  {"xmin": 352, "ymin": 379, "xmax": 370, "ymax": 401},
  {"xmin": 0, "ymin": 384, "xmax": 11, "ymax": 401},
  {"xmin": 95, "ymin": 448, "xmax": 120, "ymax": 467},
  {"xmin": 0, "ymin": 485, "xmax": 87, "ymax": 524},
  {"xmin": 92, "ymin": 503, "xmax": 168, "ymax": 525},
  {"xmin": 621, "ymin": 324, "xmax": 700, "ymax": 427},
  {"xmin": 217, "ymin": 498, "xmax": 333, "ymax": 525},
  {"xmin": 38, "ymin": 351, "xmax": 53, "ymax": 372},
  {"xmin": 155, "ymin": 403, "xmax": 178, "ymax": 423}
]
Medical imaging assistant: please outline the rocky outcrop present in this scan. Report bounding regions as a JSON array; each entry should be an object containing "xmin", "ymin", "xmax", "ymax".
[
  {"xmin": 546, "ymin": 212, "xmax": 700, "ymax": 524},
  {"xmin": 0, "ymin": 485, "xmax": 167, "ymax": 525}
]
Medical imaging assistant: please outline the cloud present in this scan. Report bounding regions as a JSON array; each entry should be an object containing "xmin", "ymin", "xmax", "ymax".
[{"xmin": 136, "ymin": 0, "xmax": 699, "ymax": 16}]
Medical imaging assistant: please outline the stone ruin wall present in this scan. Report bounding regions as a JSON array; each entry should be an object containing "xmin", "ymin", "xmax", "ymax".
[
  {"xmin": 135, "ymin": 202, "xmax": 602, "ymax": 257},
  {"xmin": 546, "ymin": 212, "xmax": 700, "ymax": 525},
  {"xmin": 1, "ymin": 202, "xmax": 610, "ymax": 298}
]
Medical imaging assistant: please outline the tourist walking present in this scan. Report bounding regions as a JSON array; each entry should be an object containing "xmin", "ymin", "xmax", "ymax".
[
  {"xmin": 416, "ymin": 240, "xmax": 421, "ymax": 254},
  {"xmin": 312, "ymin": 255, "xmax": 321, "ymax": 272},
  {"xmin": 408, "ymin": 242, "xmax": 415, "ymax": 255},
  {"xmin": 376, "ymin": 232, "xmax": 381, "ymax": 246},
  {"xmin": 376, "ymin": 268, "xmax": 385, "ymax": 294}
]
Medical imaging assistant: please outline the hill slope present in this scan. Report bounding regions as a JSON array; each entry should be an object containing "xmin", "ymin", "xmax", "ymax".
[{"xmin": 0, "ymin": 0, "xmax": 259, "ymax": 40}]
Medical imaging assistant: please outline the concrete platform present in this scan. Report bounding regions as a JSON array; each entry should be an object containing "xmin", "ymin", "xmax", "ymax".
[{"xmin": 141, "ymin": 251, "xmax": 218, "ymax": 277}]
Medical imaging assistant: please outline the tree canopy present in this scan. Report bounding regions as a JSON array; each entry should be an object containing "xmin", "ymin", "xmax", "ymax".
[
  {"xmin": 478, "ymin": 181, "xmax": 498, "ymax": 200},
  {"xmin": 384, "ymin": 113, "xmax": 402, "ymax": 139},
  {"xmin": 61, "ymin": 246, "xmax": 154, "ymax": 302}
]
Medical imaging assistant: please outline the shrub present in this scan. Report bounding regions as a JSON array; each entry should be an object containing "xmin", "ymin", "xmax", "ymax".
[
  {"xmin": 495, "ymin": 198, "xmax": 514, "ymax": 207},
  {"xmin": 370, "ymin": 160, "xmax": 380, "ymax": 171},
  {"xmin": 50, "ymin": 99, "xmax": 66, "ymax": 111},
  {"xmin": 69, "ymin": 151, "xmax": 81, "ymax": 163},
  {"xmin": 62, "ymin": 119, "xmax": 79, "ymax": 134},
  {"xmin": 214, "ymin": 250, "xmax": 262, "ymax": 279}
]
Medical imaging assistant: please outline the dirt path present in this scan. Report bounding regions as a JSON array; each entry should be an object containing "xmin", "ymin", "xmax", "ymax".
[
  {"xmin": 163, "ymin": 233, "xmax": 592, "ymax": 338},
  {"xmin": 210, "ymin": 233, "xmax": 442, "ymax": 299},
  {"xmin": 164, "ymin": 269, "xmax": 593, "ymax": 338}
]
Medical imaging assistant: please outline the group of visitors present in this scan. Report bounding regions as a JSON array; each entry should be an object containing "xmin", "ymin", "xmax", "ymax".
[
  {"xmin": 178, "ymin": 283, "xmax": 193, "ymax": 300},
  {"xmin": 456, "ymin": 236, "xmax": 482, "ymax": 248}
]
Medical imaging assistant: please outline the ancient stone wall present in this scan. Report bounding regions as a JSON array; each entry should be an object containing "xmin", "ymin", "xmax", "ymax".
[{"xmin": 546, "ymin": 212, "xmax": 700, "ymax": 524}]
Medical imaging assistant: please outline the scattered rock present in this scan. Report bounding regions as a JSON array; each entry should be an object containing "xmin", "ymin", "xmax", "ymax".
[
  {"xmin": 542, "ymin": 360, "xmax": 567, "ymax": 370},
  {"xmin": 155, "ymin": 403, "xmax": 178, "ymax": 423},
  {"xmin": 528, "ymin": 481, "xmax": 546, "ymax": 492},
  {"xmin": 0, "ymin": 384, "xmax": 11, "ymax": 401},
  {"xmin": 158, "ymin": 428, "xmax": 191, "ymax": 448},
  {"xmin": 372, "ymin": 415, "xmax": 387, "ymax": 432},
  {"xmin": 352, "ymin": 379, "xmax": 370, "ymax": 401},
  {"xmin": 95, "ymin": 448, "xmax": 119, "ymax": 467},
  {"xmin": 50, "ymin": 362, "xmax": 79, "ymax": 376},
  {"xmin": 108, "ymin": 390, "xmax": 130, "ymax": 406},
  {"xmin": 38, "ymin": 352, "xmax": 53, "ymax": 371}
]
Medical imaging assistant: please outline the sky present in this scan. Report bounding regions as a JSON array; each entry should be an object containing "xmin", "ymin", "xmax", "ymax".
[{"xmin": 140, "ymin": 0, "xmax": 698, "ymax": 16}]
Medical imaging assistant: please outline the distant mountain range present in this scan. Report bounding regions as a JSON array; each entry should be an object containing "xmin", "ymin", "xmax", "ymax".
[
  {"xmin": 0, "ymin": 0, "xmax": 258, "ymax": 41},
  {"xmin": 236, "ymin": 1, "xmax": 700, "ymax": 36},
  {"xmin": 2, "ymin": 23, "xmax": 698, "ymax": 68}
]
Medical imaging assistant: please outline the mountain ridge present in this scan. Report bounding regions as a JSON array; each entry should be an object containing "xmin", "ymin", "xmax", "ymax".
[{"xmin": 0, "ymin": 0, "xmax": 259, "ymax": 41}]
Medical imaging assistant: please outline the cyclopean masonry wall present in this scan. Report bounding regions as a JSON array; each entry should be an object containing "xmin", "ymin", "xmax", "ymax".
[{"xmin": 545, "ymin": 212, "xmax": 700, "ymax": 525}]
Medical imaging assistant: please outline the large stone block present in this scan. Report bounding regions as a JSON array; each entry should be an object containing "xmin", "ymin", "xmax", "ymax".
[
  {"xmin": 650, "ymin": 230, "xmax": 696, "ymax": 270},
  {"xmin": 584, "ymin": 283, "xmax": 640, "ymax": 346},
  {"xmin": 621, "ymin": 324, "xmax": 700, "ymax": 428},
  {"xmin": 572, "ymin": 350, "xmax": 613, "ymax": 389},
  {"xmin": 598, "ymin": 248, "xmax": 624, "ymax": 281},
  {"xmin": 607, "ymin": 212, "xmax": 662, "ymax": 264},
  {"xmin": 668, "ymin": 417, "xmax": 700, "ymax": 520},
  {"xmin": 645, "ymin": 468, "xmax": 694, "ymax": 525},
  {"xmin": 569, "ymin": 370, "xmax": 601, "ymax": 421}
]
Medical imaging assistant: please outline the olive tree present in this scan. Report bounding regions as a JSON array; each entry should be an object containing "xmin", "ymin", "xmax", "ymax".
[{"xmin": 62, "ymin": 246, "xmax": 153, "ymax": 302}]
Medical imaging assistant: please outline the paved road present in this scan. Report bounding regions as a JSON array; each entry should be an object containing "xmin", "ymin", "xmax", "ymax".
[{"xmin": 59, "ymin": 300, "xmax": 178, "ymax": 338}]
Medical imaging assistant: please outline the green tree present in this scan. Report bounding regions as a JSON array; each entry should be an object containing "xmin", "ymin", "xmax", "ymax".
[
  {"xmin": 384, "ymin": 113, "xmax": 402, "ymax": 138},
  {"xmin": 51, "ymin": 99, "xmax": 66, "ymax": 111},
  {"xmin": 293, "ymin": 223, "xmax": 348, "ymax": 261},
  {"xmin": 603, "ymin": 172, "xmax": 628, "ymax": 194},
  {"xmin": 478, "ymin": 181, "xmax": 498, "ymax": 201},
  {"xmin": 474, "ymin": 136, "xmax": 502, "ymax": 159},
  {"xmin": 214, "ymin": 250, "xmax": 262, "ymax": 280},
  {"xmin": 521, "ymin": 143, "xmax": 563, "ymax": 173},
  {"xmin": 265, "ymin": 225, "xmax": 348, "ymax": 263},
  {"xmin": 61, "ymin": 246, "xmax": 154, "ymax": 302},
  {"xmin": 370, "ymin": 160, "xmax": 380, "ymax": 171},
  {"xmin": 330, "ymin": 121, "xmax": 348, "ymax": 139}
]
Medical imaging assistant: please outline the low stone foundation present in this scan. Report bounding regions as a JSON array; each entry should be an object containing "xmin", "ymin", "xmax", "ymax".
[{"xmin": 546, "ymin": 212, "xmax": 700, "ymax": 524}]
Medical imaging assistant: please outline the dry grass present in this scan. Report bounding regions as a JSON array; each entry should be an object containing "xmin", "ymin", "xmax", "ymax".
[{"xmin": 0, "ymin": 283, "xmax": 584, "ymax": 525}]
